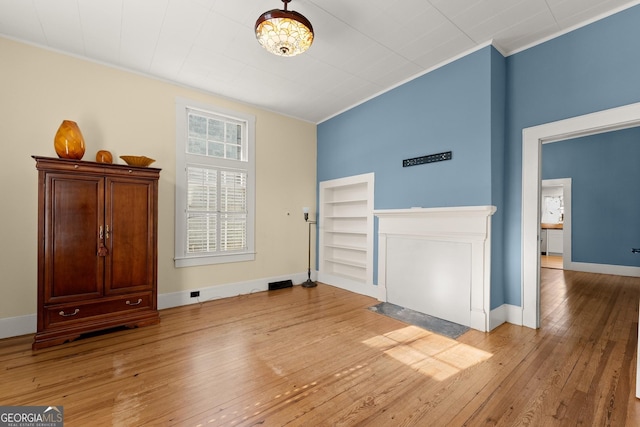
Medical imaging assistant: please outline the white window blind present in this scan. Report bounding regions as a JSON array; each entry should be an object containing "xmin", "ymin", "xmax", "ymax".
[
  {"xmin": 186, "ymin": 166, "xmax": 247, "ymax": 254},
  {"xmin": 175, "ymin": 98, "xmax": 255, "ymax": 267}
]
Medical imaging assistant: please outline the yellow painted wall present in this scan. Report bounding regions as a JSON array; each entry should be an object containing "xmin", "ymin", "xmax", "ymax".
[{"xmin": 0, "ymin": 37, "xmax": 317, "ymax": 321}]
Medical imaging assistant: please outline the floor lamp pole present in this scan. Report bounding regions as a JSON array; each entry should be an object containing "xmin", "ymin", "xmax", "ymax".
[{"xmin": 303, "ymin": 211, "xmax": 317, "ymax": 288}]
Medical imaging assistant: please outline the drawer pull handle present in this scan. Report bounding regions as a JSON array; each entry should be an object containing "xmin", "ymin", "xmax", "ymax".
[
  {"xmin": 126, "ymin": 299, "xmax": 143, "ymax": 306},
  {"xmin": 59, "ymin": 309, "xmax": 80, "ymax": 317}
]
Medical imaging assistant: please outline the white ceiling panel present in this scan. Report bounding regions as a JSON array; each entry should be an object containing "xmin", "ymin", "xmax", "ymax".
[
  {"xmin": 457, "ymin": 0, "xmax": 551, "ymax": 43},
  {"xmin": 0, "ymin": 1, "xmax": 46, "ymax": 44},
  {"xmin": 398, "ymin": 18, "xmax": 474, "ymax": 62},
  {"xmin": 0, "ymin": 0, "xmax": 638, "ymax": 123},
  {"xmin": 494, "ymin": 11, "xmax": 561, "ymax": 53},
  {"xmin": 33, "ymin": 0, "xmax": 84, "ymax": 55},
  {"xmin": 78, "ymin": 0, "xmax": 122, "ymax": 65},
  {"xmin": 412, "ymin": 33, "xmax": 478, "ymax": 70},
  {"xmin": 119, "ymin": 0, "xmax": 168, "ymax": 71},
  {"xmin": 549, "ymin": 0, "xmax": 637, "ymax": 27},
  {"xmin": 149, "ymin": 35, "xmax": 192, "ymax": 79}
]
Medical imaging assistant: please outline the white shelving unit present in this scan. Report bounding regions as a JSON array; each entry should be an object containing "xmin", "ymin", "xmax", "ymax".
[{"xmin": 319, "ymin": 173, "xmax": 374, "ymax": 287}]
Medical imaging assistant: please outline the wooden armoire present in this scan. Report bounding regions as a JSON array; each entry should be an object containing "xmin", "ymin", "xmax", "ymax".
[{"xmin": 32, "ymin": 156, "xmax": 160, "ymax": 350}]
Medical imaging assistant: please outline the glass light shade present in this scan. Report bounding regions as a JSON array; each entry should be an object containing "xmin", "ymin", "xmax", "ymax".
[{"xmin": 255, "ymin": 8, "xmax": 314, "ymax": 57}]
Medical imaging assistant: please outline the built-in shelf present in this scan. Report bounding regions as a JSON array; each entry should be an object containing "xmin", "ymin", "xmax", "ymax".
[
  {"xmin": 324, "ymin": 244, "xmax": 366, "ymax": 252},
  {"xmin": 325, "ymin": 230, "xmax": 368, "ymax": 235},
  {"xmin": 326, "ymin": 258, "xmax": 367, "ymax": 268},
  {"xmin": 319, "ymin": 173, "xmax": 374, "ymax": 285},
  {"xmin": 324, "ymin": 215, "xmax": 368, "ymax": 219},
  {"xmin": 324, "ymin": 198, "xmax": 367, "ymax": 205}
]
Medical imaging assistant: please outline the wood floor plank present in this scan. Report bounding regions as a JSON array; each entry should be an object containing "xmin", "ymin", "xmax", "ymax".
[
  {"xmin": 2, "ymin": 272, "xmax": 640, "ymax": 426},
  {"xmin": 541, "ymin": 255, "xmax": 563, "ymax": 270}
]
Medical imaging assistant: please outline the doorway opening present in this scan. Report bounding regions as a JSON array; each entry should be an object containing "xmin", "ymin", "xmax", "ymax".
[
  {"xmin": 540, "ymin": 178, "xmax": 571, "ymax": 270},
  {"xmin": 521, "ymin": 101, "xmax": 640, "ymax": 329}
]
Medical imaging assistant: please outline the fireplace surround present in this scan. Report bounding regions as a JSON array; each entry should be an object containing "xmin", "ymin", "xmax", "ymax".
[{"xmin": 374, "ymin": 206, "xmax": 496, "ymax": 332}]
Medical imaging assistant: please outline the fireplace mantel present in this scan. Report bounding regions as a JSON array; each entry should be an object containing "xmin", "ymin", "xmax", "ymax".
[{"xmin": 374, "ymin": 206, "xmax": 496, "ymax": 332}]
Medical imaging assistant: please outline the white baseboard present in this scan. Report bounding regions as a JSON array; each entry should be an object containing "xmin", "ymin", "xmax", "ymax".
[
  {"xmin": 0, "ymin": 313, "xmax": 37, "ymax": 340},
  {"xmin": 565, "ymin": 261, "xmax": 640, "ymax": 277},
  {"xmin": 317, "ymin": 272, "xmax": 379, "ymax": 299},
  {"xmin": 321, "ymin": 273, "xmax": 524, "ymax": 333},
  {"xmin": 485, "ymin": 261, "xmax": 640, "ymax": 334},
  {"xmin": 0, "ymin": 272, "xmax": 310, "ymax": 340},
  {"xmin": 489, "ymin": 304, "xmax": 523, "ymax": 331},
  {"xmin": 1, "ymin": 276, "xmax": 536, "ymax": 341},
  {"xmin": 158, "ymin": 272, "xmax": 309, "ymax": 309}
]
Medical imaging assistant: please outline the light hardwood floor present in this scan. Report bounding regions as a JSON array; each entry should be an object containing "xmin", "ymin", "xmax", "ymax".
[
  {"xmin": 2, "ymin": 270, "xmax": 640, "ymax": 426},
  {"xmin": 541, "ymin": 254, "xmax": 563, "ymax": 269}
]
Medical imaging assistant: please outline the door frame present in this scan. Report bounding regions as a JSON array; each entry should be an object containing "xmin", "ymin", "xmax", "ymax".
[{"xmin": 521, "ymin": 102, "xmax": 640, "ymax": 329}]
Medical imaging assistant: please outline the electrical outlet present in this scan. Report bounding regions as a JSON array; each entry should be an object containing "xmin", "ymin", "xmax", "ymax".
[{"xmin": 190, "ymin": 291, "xmax": 200, "ymax": 298}]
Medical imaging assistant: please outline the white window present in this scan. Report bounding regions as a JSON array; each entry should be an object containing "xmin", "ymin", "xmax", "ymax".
[{"xmin": 175, "ymin": 98, "xmax": 255, "ymax": 267}]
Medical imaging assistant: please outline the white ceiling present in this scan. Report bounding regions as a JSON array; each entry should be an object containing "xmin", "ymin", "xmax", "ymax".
[{"xmin": 1, "ymin": 0, "xmax": 638, "ymax": 124}]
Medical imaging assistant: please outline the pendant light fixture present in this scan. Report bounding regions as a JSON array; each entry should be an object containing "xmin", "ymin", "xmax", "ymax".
[{"xmin": 255, "ymin": 0, "xmax": 314, "ymax": 57}]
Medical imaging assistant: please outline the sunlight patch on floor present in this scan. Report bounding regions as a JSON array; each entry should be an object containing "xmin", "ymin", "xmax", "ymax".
[{"xmin": 363, "ymin": 325, "xmax": 492, "ymax": 381}]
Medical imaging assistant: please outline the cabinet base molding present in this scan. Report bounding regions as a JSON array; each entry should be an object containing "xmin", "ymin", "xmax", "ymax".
[{"xmin": 32, "ymin": 311, "xmax": 160, "ymax": 350}]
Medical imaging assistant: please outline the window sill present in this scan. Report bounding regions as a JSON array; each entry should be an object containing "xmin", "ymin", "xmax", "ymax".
[{"xmin": 174, "ymin": 252, "xmax": 256, "ymax": 268}]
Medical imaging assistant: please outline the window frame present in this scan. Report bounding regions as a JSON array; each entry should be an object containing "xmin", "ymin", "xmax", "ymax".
[{"xmin": 174, "ymin": 97, "xmax": 256, "ymax": 267}]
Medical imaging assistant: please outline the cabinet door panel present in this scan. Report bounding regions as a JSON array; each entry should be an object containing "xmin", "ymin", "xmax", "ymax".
[
  {"xmin": 46, "ymin": 175, "xmax": 103, "ymax": 303},
  {"xmin": 547, "ymin": 229, "xmax": 564, "ymax": 254},
  {"xmin": 105, "ymin": 178, "xmax": 156, "ymax": 293}
]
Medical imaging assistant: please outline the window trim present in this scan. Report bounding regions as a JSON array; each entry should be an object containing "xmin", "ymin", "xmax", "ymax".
[{"xmin": 174, "ymin": 97, "xmax": 256, "ymax": 267}]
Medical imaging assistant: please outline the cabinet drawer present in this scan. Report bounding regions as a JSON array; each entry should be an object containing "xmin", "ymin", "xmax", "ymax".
[{"xmin": 45, "ymin": 292, "xmax": 153, "ymax": 328}]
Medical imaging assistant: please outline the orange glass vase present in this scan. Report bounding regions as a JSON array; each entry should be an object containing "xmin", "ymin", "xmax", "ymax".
[{"xmin": 54, "ymin": 120, "xmax": 85, "ymax": 159}]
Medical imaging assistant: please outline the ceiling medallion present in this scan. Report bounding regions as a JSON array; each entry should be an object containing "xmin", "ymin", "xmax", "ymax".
[{"xmin": 255, "ymin": 0, "xmax": 314, "ymax": 57}]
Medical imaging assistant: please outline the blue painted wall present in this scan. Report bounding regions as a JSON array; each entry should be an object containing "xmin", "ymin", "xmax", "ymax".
[
  {"xmin": 318, "ymin": 47, "xmax": 495, "ymax": 207},
  {"xmin": 490, "ymin": 47, "xmax": 507, "ymax": 308},
  {"xmin": 318, "ymin": 4, "xmax": 640, "ymax": 311},
  {"xmin": 542, "ymin": 127, "xmax": 640, "ymax": 266},
  {"xmin": 318, "ymin": 46, "xmax": 507, "ymax": 308},
  {"xmin": 504, "ymin": 4, "xmax": 640, "ymax": 304}
]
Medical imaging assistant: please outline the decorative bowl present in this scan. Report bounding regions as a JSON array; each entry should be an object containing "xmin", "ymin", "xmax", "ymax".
[{"xmin": 120, "ymin": 155, "xmax": 155, "ymax": 167}]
